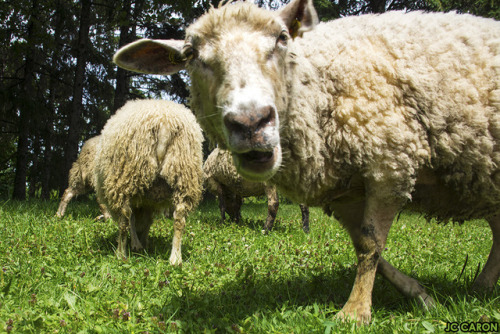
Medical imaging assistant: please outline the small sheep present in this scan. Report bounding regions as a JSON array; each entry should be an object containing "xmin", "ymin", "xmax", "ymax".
[
  {"xmin": 113, "ymin": 0, "xmax": 500, "ymax": 324},
  {"xmin": 56, "ymin": 135, "xmax": 110, "ymax": 220},
  {"xmin": 94, "ymin": 99, "xmax": 203, "ymax": 264},
  {"xmin": 204, "ymin": 147, "xmax": 310, "ymax": 232}
]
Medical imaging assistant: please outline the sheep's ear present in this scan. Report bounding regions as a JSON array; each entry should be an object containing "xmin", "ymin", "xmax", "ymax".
[
  {"xmin": 278, "ymin": 0, "xmax": 318, "ymax": 38},
  {"xmin": 113, "ymin": 39, "xmax": 187, "ymax": 75}
]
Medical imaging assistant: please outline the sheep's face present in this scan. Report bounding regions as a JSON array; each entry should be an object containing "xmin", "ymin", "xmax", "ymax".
[{"xmin": 113, "ymin": 0, "xmax": 317, "ymax": 182}]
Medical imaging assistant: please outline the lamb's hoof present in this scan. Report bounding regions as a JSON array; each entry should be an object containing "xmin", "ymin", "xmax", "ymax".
[
  {"xmin": 335, "ymin": 303, "xmax": 371, "ymax": 326},
  {"xmin": 302, "ymin": 225, "xmax": 310, "ymax": 233}
]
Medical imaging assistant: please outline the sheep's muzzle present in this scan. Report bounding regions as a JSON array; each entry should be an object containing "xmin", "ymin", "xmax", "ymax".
[{"xmin": 223, "ymin": 105, "xmax": 281, "ymax": 181}]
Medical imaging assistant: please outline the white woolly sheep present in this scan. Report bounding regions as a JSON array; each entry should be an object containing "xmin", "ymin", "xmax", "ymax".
[
  {"xmin": 113, "ymin": 0, "xmax": 500, "ymax": 324},
  {"xmin": 56, "ymin": 135, "xmax": 110, "ymax": 220},
  {"xmin": 204, "ymin": 147, "xmax": 310, "ymax": 232},
  {"xmin": 94, "ymin": 99, "xmax": 203, "ymax": 265}
]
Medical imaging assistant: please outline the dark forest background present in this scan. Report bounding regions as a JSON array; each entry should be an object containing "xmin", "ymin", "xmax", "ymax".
[{"xmin": 1, "ymin": 0, "xmax": 498, "ymax": 200}]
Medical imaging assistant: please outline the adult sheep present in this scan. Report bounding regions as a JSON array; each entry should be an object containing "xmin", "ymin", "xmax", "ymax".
[
  {"xmin": 204, "ymin": 147, "xmax": 310, "ymax": 232},
  {"xmin": 56, "ymin": 135, "xmax": 110, "ymax": 220},
  {"xmin": 113, "ymin": 0, "xmax": 500, "ymax": 324},
  {"xmin": 95, "ymin": 99, "xmax": 203, "ymax": 265}
]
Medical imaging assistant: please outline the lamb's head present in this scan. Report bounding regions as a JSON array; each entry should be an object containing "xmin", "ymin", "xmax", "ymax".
[{"xmin": 113, "ymin": 0, "xmax": 317, "ymax": 181}]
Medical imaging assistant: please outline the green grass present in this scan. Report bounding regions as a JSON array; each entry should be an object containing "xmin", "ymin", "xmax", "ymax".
[{"xmin": 0, "ymin": 198, "xmax": 499, "ymax": 333}]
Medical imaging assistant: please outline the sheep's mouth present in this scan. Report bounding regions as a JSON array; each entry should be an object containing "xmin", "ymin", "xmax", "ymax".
[{"xmin": 233, "ymin": 146, "xmax": 280, "ymax": 181}]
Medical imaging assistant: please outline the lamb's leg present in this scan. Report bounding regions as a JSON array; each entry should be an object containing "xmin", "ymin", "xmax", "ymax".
[
  {"xmin": 263, "ymin": 186, "xmax": 279, "ymax": 232},
  {"xmin": 472, "ymin": 214, "xmax": 500, "ymax": 291},
  {"xmin": 170, "ymin": 203, "xmax": 186, "ymax": 266},
  {"xmin": 300, "ymin": 204, "xmax": 310, "ymax": 233},
  {"xmin": 56, "ymin": 188, "xmax": 76, "ymax": 218},
  {"xmin": 333, "ymin": 194, "xmax": 400, "ymax": 325}
]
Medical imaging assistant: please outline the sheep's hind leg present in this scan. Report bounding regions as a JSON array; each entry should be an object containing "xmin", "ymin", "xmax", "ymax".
[
  {"xmin": 116, "ymin": 216, "xmax": 129, "ymax": 259},
  {"xmin": 170, "ymin": 203, "xmax": 186, "ymax": 266},
  {"xmin": 300, "ymin": 204, "xmax": 310, "ymax": 233},
  {"xmin": 472, "ymin": 214, "xmax": 500, "ymax": 291},
  {"xmin": 129, "ymin": 211, "xmax": 143, "ymax": 252},
  {"xmin": 377, "ymin": 257, "xmax": 435, "ymax": 308},
  {"xmin": 263, "ymin": 186, "xmax": 279, "ymax": 232},
  {"xmin": 56, "ymin": 188, "xmax": 75, "ymax": 218},
  {"xmin": 134, "ymin": 208, "xmax": 154, "ymax": 249}
]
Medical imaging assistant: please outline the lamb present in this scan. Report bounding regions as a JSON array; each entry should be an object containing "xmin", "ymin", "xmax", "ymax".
[
  {"xmin": 56, "ymin": 135, "xmax": 110, "ymax": 220},
  {"xmin": 204, "ymin": 147, "xmax": 310, "ymax": 232},
  {"xmin": 113, "ymin": 0, "xmax": 500, "ymax": 324},
  {"xmin": 94, "ymin": 99, "xmax": 203, "ymax": 265}
]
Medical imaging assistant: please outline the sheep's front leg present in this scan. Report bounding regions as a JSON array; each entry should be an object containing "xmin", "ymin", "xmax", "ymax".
[
  {"xmin": 56, "ymin": 188, "xmax": 75, "ymax": 218},
  {"xmin": 170, "ymin": 204, "xmax": 186, "ymax": 266},
  {"xmin": 263, "ymin": 186, "xmax": 279, "ymax": 232},
  {"xmin": 334, "ymin": 195, "xmax": 399, "ymax": 325}
]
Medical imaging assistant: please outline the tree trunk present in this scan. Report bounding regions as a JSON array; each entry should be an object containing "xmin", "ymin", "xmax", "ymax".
[
  {"xmin": 62, "ymin": 0, "xmax": 91, "ymax": 193},
  {"xmin": 13, "ymin": 0, "xmax": 39, "ymax": 200},
  {"xmin": 41, "ymin": 0, "xmax": 65, "ymax": 200},
  {"xmin": 113, "ymin": 0, "xmax": 139, "ymax": 113},
  {"xmin": 369, "ymin": 0, "xmax": 387, "ymax": 13}
]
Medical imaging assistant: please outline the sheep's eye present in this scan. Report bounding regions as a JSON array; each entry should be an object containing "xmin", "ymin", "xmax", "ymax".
[
  {"xmin": 182, "ymin": 44, "xmax": 196, "ymax": 61},
  {"xmin": 277, "ymin": 31, "xmax": 289, "ymax": 46}
]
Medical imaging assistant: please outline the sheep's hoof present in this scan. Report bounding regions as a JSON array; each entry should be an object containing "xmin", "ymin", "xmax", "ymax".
[
  {"xmin": 470, "ymin": 278, "xmax": 497, "ymax": 295},
  {"xmin": 417, "ymin": 293, "xmax": 436, "ymax": 310},
  {"xmin": 169, "ymin": 253, "xmax": 182, "ymax": 266},
  {"xmin": 115, "ymin": 249, "xmax": 127, "ymax": 260},
  {"xmin": 335, "ymin": 303, "xmax": 371, "ymax": 326}
]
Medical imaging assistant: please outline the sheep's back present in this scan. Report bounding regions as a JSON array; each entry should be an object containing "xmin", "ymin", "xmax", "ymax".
[
  {"xmin": 96, "ymin": 100, "xmax": 204, "ymax": 212},
  {"xmin": 281, "ymin": 11, "xmax": 500, "ymax": 208}
]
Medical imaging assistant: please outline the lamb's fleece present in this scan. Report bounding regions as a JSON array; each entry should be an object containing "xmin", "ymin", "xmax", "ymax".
[
  {"xmin": 95, "ymin": 99, "xmax": 203, "ymax": 264},
  {"xmin": 56, "ymin": 135, "xmax": 109, "ymax": 219}
]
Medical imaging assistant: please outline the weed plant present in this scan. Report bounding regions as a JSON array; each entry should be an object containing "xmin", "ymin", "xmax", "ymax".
[{"xmin": 0, "ymin": 198, "xmax": 499, "ymax": 333}]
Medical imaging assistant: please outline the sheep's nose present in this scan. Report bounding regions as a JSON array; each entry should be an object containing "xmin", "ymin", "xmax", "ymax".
[{"xmin": 224, "ymin": 105, "xmax": 276, "ymax": 141}]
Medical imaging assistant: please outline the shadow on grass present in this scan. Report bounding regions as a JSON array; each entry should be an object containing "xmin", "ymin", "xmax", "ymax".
[
  {"xmin": 150, "ymin": 264, "xmax": 500, "ymax": 331},
  {"xmin": 89, "ymin": 222, "xmax": 194, "ymax": 261}
]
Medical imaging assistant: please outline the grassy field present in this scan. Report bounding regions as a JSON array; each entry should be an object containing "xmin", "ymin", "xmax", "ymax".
[{"xmin": 0, "ymin": 197, "xmax": 499, "ymax": 333}]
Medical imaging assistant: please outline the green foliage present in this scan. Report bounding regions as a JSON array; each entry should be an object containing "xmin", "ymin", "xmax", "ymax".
[
  {"xmin": 427, "ymin": 0, "xmax": 500, "ymax": 19},
  {"xmin": 0, "ymin": 199, "xmax": 498, "ymax": 332}
]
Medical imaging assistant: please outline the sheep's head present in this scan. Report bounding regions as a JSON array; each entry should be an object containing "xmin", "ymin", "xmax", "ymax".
[{"xmin": 113, "ymin": 0, "xmax": 317, "ymax": 181}]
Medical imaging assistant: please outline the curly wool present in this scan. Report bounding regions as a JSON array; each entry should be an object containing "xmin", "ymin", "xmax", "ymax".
[
  {"xmin": 95, "ymin": 99, "xmax": 204, "ymax": 220},
  {"xmin": 67, "ymin": 135, "xmax": 100, "ymax": 195},
  {"xmin": 203, "ymin": 147, "xmax": 266, "ymax": 197},
  {"xmin": 249, "ymin": 11, "xmax": 500, "ymax": 221}
]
